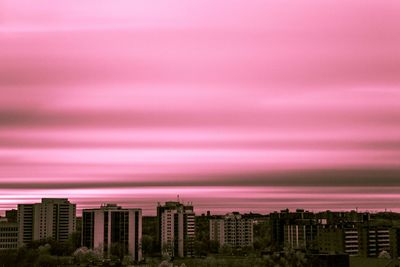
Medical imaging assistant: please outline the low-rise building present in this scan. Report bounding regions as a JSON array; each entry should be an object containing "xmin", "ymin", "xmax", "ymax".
[{"xmin": 0, "ymin": 221, "xmax": 18, "ymax": 250}]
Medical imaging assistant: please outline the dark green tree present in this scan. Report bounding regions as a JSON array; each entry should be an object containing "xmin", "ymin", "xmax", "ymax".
[{"xmin": 142, "ymin": 234, "xmax": 155, "ymax": 256}]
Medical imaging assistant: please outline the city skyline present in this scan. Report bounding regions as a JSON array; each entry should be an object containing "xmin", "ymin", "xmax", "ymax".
[
  {"xmin": 2, "ymin": 197, "xmax": 399, "ymax": 266},
  {"xmin": 0, "ymin": 194, "xmax": 398, "ymax": 217},
  {"xmin": 1, "ymin": 1, "xmax": 400, "ymax": 215}
]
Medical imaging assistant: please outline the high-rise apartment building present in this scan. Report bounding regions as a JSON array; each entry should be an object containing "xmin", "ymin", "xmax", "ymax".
[
  {"xmin": 284, "ymin": 221, "xmax": 317, "ymax": 250},
  {"xmin": 210, "ymin": 212, "xmax": 253, "ymax": 248},
  {"xmin": 359, "ymin": 226, "xmax": 390, "ymax": 257},
  {"xmin": 318, "ymin": 224, "xmax": 392, "ymax": 257},
  {"xmin": 157, "ymin": 201, "xmax": 195, "ymax": 258},
  {"xmin": 82, "ymin": 204, "xmax": 142, "ymax": 262},
  {"xmin": 318, "ymin": 225, "xmax": 359, "ymax": 256},
  {"xmin": 0, "ymin": 211, "xmax": 18, "ymax": 250},
  {"xmin": 270, "ymin": 209, "xmax": 316, "ymax": 249},
  {"xmin": 17, "ymin": 198, "xmax": 76, "ymax": 247}
]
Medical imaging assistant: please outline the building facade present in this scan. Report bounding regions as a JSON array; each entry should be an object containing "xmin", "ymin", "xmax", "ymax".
[
  {"xmin": 284, "ymin": 222, "xmax": 317, "ymax": 250},
  {"xmin": 0, "ymin": 221, "xmax": 18, "ymax": 250},
  {"xmin": 318, "ymin": 225, "xmax": 359, "ymax": 256},
  {"xmin": 210, "ymin": 212, "xmax": 253, "ymax": 248},
  {"xmin": 17, "ymin": 198, "xmax": 76, "ymax": 247},
  {"xmin": 359, "ymin": 226, "xmax": 390, "ymax": 257},
  {"xmin": 157, "ymin": 201, "xmax": 195, "ymax": 258},
  {"xmin": 270, "ymin": 209, "xmax": 317, "ymax": 250},
  {"xmin": 82, "ymin": 204, "xmax": 142, "ymax": 262}
]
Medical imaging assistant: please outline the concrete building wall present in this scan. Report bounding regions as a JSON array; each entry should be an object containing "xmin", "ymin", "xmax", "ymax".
[
  {"xmin": 210, "ymin": 213, "xmax": 253, "ymax": 249},
  {"xmin": 158, "ymin": 202, "xmax": 195, "ymax": 258},
  {"xmin": 18, "ymin": 199, "xmax": 76, "ymax": 247},
  {"xmin": 93, "ymin": 210, "xmax": 104, "ymax": 251},
  {"xmin": 210, "ymin": 219, "xmax": 225, "ymax": 245},
  {"xmin": 0, "ymin": 222, "xmax": 18, "ymax": 250},
  {"xmin": 17, "ymin": 204, "xmax": 33, "ymax": 246},
  {"xmin": 82, "ymin": 205, "xmax": 142, "ymax": 262}
]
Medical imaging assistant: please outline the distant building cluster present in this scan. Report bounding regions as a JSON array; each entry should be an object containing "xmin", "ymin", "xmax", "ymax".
[
  {"xmin": 0, "ymin": 198, "xmax": 200, "ymax": 262},
  {"xmin": 2, "ymin": 198, "xmax": 400, "ymax": 263},
  {"xmin": 270, "ymin": 208, "xmax": 399, "ymax": 258}
]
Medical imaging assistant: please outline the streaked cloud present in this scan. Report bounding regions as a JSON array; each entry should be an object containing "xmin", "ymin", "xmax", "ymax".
[{"xmin": 1, "ymin": 0, "xmax": 400, "ymax": 214}]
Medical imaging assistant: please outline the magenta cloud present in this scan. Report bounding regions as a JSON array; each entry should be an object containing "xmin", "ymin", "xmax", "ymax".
[{"xmin": 1, "ymin": 0, "xmax": 400, "ymax": 214}]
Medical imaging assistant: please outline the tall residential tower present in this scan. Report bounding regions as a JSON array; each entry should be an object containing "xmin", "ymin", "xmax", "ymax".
[
  {"xmin": 157, "ymin": 201, "xmax": 195, "ymax": 258},
  {"xmin": 82, "ymin": 204, "xmax": 142, "ymax": 262},
  {"xmin": 17, "ymin": 198, "xmax": 76, "ymax": 247}
]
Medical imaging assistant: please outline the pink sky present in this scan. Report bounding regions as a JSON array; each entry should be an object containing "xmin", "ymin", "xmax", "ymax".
[{"xmin": 1, "ymin": 0, "xmax": 400, "ymax": 215}]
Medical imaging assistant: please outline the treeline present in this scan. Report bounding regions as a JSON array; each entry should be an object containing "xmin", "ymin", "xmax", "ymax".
[{"xmin": 0, "ymin": 233, "xmax": 80, "ymax": 267}]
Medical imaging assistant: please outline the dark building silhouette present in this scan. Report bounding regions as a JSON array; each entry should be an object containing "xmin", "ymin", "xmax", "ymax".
[
  {"xmin": 318, "ymin": 225, "xmax": 359, "ymax": 255},
  {"xmin": 5, "ymin": 210, "xmax": 17, "ymax": 223},
  {"xmin": 270, "ymin": 208, "xmax": 399, "ymax": 258}
]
